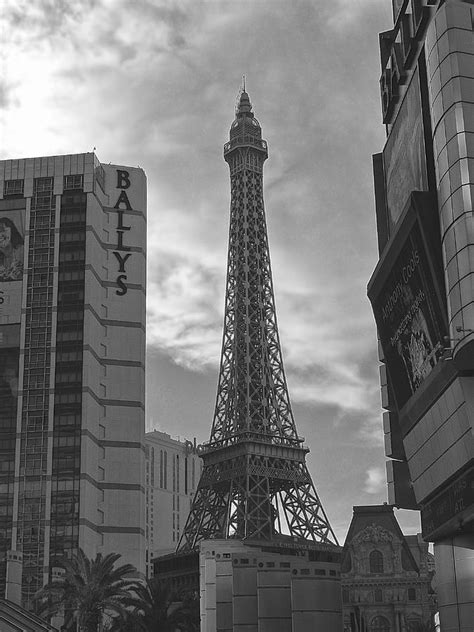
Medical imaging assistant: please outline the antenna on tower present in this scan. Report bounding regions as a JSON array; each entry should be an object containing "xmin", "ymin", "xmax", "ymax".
[{"xmin": 235, "ymin": 76, "xmax": 246, "ymax": 115}]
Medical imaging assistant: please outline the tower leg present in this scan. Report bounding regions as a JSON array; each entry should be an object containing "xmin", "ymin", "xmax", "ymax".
[{"xmin": 434, "ymin": 534, "xmax": 474, "ymax": 632}]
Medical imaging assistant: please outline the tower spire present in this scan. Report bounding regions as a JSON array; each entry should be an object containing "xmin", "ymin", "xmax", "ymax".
[{"xmin": 177, "ymin": 89, "xmax": 338, "ymax": 552}]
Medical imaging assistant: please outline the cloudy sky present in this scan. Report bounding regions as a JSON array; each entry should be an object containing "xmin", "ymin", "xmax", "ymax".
[{"xmin": 1, "ymin": 0, "xmax": 421, "ymax": 542}]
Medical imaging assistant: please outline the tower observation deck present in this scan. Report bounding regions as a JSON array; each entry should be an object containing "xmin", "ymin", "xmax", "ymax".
[{"xmin": 177, "ymin": 89, "xmax": 338, "ymax": 552}]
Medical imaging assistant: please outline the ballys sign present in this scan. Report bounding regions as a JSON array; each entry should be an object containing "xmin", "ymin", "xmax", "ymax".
[{"xmin": 112, "ymin": 169, "xmax": 134, "ymax": 296}]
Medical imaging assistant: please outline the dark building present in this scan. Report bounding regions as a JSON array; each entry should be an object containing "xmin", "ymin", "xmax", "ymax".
[{"xmin": 367, "ymin": 1, "xmax": 473, "ymax": 629}]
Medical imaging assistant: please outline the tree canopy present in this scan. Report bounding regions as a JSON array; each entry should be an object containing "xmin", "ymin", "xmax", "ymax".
[{"xmin": 35, "ymin": 548, "xmax": 142, "ymax": 632}]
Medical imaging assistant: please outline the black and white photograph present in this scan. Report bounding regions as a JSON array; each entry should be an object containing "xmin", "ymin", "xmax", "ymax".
[{"xmin": 1, "ymin": 1, "xmax": 473, "ymax": 630}]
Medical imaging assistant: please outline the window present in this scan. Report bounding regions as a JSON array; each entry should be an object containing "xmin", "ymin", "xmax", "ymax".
[
  {"xmin": 34, "ymin": 177, "xmax": 53, "ymax": 193},
  {"xmin": 151, "ymin": 448, "xmax": 155, "ymax": 486},
  {"xmin": 172, "ymin": 455, "xmax": 176, "ymax": 492},
  {"xmin": 63, "ymin": 175, "xmax": 83, "ymax": 190},
  {"xmin": 408, "ymin": 587, "xmax": 416, "ymax": 601},
  {"xmin": 61, "ymin": 209, "xmax": 86, "ymax": 224},
  {"xmin": 370, "ymin": 616, "xmax": 390, "ymax": 632},
  {"xmin": 185, "ymin": 456, "xmax": 188, "ymax": 495},
  {"xmin": 164, "ymin": 451, "xmax": 167, "ymax": 489},
  {"xmin": 59, "ymin": 249, "xmax": 85, "ymax": 263},
  {"xmin": 58, "ymin": 269, "xmax": 85, "ymax": 282},
  {"xmin": 160, "ymin": 450, "xmax": 163, "ymax": 488},
  {"xmin": 4, "ymin": 179, "xmax": 24, "ymax": 196},
  {"xmin": 95, "ymin": 164, "xmax": 105, "ymax": 192},
  {"xmin": 176, "ymin": 455, "xmax": 179, "ymax": 493},
  {"xmin": 374, "ymin": 588, "xmax": 383, "ymax": 602},
  {"xmin": 369, "ymin": 550, "xmax": 384, "ymax": 573},
  {"xmin": 56, "ymin": 349, "xmax": 82, "ymax": 362},
  {"xmin": 33, "ymin": 177, "xmax": 54, "ymax": 210}
]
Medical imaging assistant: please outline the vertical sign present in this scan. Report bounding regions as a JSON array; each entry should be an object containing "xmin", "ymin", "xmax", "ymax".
[
  {"xmin": 113, "ymin": 170, "xmax": 133, "ymax": 296},
  {"xmin": 370, "ymin": 222, "xmax": 445, "ymax": 409},
  {"xmin": 383, "ymin": 66, "xmax": 428, "ymax": 232}
]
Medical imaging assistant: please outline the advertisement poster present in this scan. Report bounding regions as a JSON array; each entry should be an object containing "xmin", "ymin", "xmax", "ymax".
[
  {"xmin": 372, "ymin": 224, "xmax": 445, "ymax": 409},
  {"xmin": 0, "ymin": 209, "xmax": 25, "ymax": 325},
  {"xmin": 383, "ymin": 66, "xmax": 428, "ymax": 233}
]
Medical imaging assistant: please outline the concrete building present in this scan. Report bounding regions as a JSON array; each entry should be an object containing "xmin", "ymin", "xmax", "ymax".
[
  {"xmin": 199, "ymin": 539, "xmax": 342, "ymax": 632},
  {"xmin": 342, "ymin": 505, "xmax": 436, "ymax": 632},
  {"xmin": 367, "ymin": 1, "xmax": 474, "ymax": 630},
  {"xmin": 0, "ymin": 153, "xmax": 146, "ymax": 608},
  {"xmin": 144, "ymin": 431, "xmax": 202, "ymax": 577}
]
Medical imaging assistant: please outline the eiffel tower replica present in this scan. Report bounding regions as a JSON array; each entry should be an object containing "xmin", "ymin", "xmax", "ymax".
[
  {"xmin": 177, "ymin": 88, "xmax": 338, "ymax": 553},
  {"xmin": 154, "ymin": 89, "xmax": 341, "ymax": 603}
]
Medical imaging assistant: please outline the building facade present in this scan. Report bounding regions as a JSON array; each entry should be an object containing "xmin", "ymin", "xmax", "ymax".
[
  {"xmin": 342, "ymin": 506, "xmax": 436, "ymax": 632},
  {"xmin": 367, "ymin": 1, "xmax": 473, "ymax": 629},
  {"xmin": 144, "ymin": 431, "xmax": 202, "ymax": 577},
  {"xmin": 0, "ymin": 153, "xmax": 146, "ymax": 608}
]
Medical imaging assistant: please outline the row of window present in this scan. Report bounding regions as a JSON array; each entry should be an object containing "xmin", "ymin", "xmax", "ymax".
[
  {"xmin": 155, "ymin": 450, "xmax": 198, "ymax": 493},
  {"xmin": 343, "ymin": 587, "xmax": 417, "ymax": 603},
  {"xmin": 18, "ymin": 184, "xmax": 56, "ymax": 587},
  {"xmin": 28, "ymin": 233, "xmax": 55, "ymax": 248},
  {"xmin": 3, "ymin": 175, "xmax": 84, "ymax": 197},
  {"xmin": 24, "ymin": 269, "xmax": 85, "ymax": 285},
  {"xmin": 48, "ymin": 196, "xmax": 86, "ymax": 560}
]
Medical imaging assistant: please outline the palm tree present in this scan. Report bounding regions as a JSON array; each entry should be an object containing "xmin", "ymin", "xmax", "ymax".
[
  {"xmin": 108, "ymin": 577, "xmax": 200, "ymax": 631},
  {"xmin": 35, "ymin": 548, "xmax": 142, "ymax": 631}
]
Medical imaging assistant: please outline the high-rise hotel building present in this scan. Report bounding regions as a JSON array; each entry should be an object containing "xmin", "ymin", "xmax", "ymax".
[
  {"xmin": 0, "ymin": 153, "xmax": 146, "ymax": 607},
  {"xmin": 368, "ymin": 1, "xmax": 473, "ymax": 628},
  {"xmin": 144, "ymin": 431, "xmax": 202, "ymax": 578}
]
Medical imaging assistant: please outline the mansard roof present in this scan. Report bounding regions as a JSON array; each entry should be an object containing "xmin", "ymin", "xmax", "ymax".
[{"xmin": 342, "ymin": 504, "xmax": 420, "ymax": 573}]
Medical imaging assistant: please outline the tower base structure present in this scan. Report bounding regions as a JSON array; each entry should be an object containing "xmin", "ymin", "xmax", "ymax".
[{"xmin": 199, "ymin": 539, "xmax": 342, "ymax": 632}]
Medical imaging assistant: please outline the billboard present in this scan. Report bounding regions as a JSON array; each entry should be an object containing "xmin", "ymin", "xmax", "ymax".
[
  {"xmin": 0, "ymin": 209, "xmax": 25, "ymax": 325},
  {"xmin": 370, "ymin": 215, "xmax": 446, "ymax": 410},
  {"xmin": 383, "ymin": 65, "xmax": 428, "ymax": 233}
]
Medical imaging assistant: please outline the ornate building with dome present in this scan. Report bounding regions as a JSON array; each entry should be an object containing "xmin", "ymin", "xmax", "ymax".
[{"xmin": 341, "ymin": 505, "xmax": 436, "ymax": 632}]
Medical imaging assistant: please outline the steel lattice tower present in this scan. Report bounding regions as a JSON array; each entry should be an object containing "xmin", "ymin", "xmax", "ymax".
[{"xmin": 177, "ymin": 90, "xmax": 338, "ymax": 552}]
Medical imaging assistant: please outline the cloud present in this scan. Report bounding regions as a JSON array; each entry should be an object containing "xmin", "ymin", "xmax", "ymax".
[
  {"xmin": 0, "ymin": 0, "xmax": 390, "ymax": 419},
  {"xmin": 2, "ymin": 0, "xmax": 397, "ymax": 538},
  {"xmin": 364, "ymin": 466, "xmax": 386, "ymax": 494},
  {"xmin": 147, "ymin": 252, "xmax": 223, "ymax": 369}
]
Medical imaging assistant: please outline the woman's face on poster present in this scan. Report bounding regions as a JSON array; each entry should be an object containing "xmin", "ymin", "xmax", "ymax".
[{"xmin": 0, "ymin": 223, "xmax": 12, "ymax": 249}]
